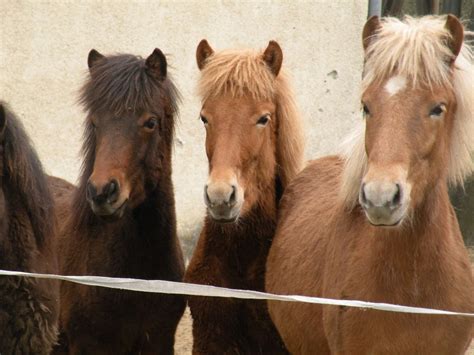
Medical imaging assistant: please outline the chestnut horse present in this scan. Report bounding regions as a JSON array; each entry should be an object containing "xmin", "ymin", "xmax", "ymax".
[
  {"xmin": 266, "ymin": 15, "xmax": 474, "ymax": 354},
  {"xmin": 184, "ymin": 40, "xmax": 305, "ymax": 353},
  {"xmin": 56, "ymin": 49, "xmax": 185, "ymax": 353},
  {"xmin": 0, "ymin": 102, "xmax": 59, "ymax": 354}
]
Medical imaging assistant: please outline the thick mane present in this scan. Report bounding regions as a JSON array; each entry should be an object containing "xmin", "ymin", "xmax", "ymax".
[
  {"xmin": 79, "ymin": 53, "xmax": 180, "ymax": 117},
  {"xmin": 340, "ymin": 16, "xmax": 474, "ymax": 207},
  {"xmin": 198, "ymin": 48, "xmax": 305, "ymax": 187},
  {"xmin": 1, "ymin": 102, "xmax": 54, "ymax": 245}
]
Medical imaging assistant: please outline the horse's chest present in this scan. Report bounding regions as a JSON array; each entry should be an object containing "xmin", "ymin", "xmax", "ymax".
[
  {"xmin": 213, "ymin": 253, "xmax": 265, "ymax": 291},
  {"xmin": 324, "ymin": 308, "xmax": 465, "ymax": 354}
]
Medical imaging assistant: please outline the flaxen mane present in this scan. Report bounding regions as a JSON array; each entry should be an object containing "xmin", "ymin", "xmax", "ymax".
[
  {"xmin": 0, "ymin": 102, "xmax": 55, "ymax": 245},
  {"xmin": 341, "ymin": 16, "xmax": 474, "ymax": 207},
  {"xmin": 74, "ymin": 54, "xmax": 180, "ymax": 228},
  {"xmin": 198, "ymin": 48, "xmax": 305, "ymax": 187}
]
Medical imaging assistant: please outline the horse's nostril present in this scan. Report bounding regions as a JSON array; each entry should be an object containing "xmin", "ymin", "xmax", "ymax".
[
  {"xmin": 105, "ymin": 179, "xmax": 120, "ymax": 203},
  {"xmin": 106, "ymin": 180, "xmax": 117, "ymax": 196},
  {"xmin": 87, "ymin": 182, "xmax": 97, "ymax": 201},
  {"xmin": 204, "ymin": 185, "xmax": 212, "ymax": 207},
  {"xmin": 360, "ymin": 183, "xmax": 367, "ymax": 205},
  {"xmin": 392, "ymin": 183, "xmax": 402, "ymax": 206},
  {"xmin": 228, "ymin": 185, "xmax": 237, "ymax": 205}
]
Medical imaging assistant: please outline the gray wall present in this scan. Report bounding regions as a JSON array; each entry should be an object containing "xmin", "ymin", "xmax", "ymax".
[
  {"xmin": 1, "ymin": 1, "xmax": 472, "ymax": 250},
  {"xmin": 1, "ymin": 0, "xmax": 367, "ymax": 254}
]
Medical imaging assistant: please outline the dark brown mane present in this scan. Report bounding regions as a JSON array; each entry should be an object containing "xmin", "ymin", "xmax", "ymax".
[
  {"xmin": 73, "ymin": 54, "xmax": 180, "ymax": 229},
  {"xmin": 79, "ymin": 53, "xmax": 180, "ymax": 117},
  {"xmin": 0, "ymin": 102, "xmax": 54, "ymax": 245}
]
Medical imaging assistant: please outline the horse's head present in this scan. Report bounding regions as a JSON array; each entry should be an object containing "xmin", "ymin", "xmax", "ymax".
[
  {"xmin": 196, "ymin": 40, "xmax": 302, "ymax": 223},
  {"xmin": 357, "ymin": 15, "xmax": 469, "ymax": 226},
  {"xmin": 81, "ymin": 49, "xmax": 178, "ymax": 219}
]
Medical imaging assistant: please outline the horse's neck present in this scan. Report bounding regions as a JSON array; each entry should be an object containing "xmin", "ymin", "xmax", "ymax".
[
  {"xmin": 205, "ymin": 178, "xmax": 278, "ymax": 271},
  {"xmin": 79, "ymin": 177, "xmax": 176, "ymax": 243},
  {"xmin": 391, "ymin": 182, "xmax": 453, "ymax": 245},
  {"xmin": 356, "ymin": 182, "xmax": 457, "ymax": 279}
]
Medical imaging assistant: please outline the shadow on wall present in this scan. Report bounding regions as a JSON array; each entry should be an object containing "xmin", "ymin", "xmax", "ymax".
[{"xmin": 450, "ymin": 178, "xmax": 474, "ymax": 246}]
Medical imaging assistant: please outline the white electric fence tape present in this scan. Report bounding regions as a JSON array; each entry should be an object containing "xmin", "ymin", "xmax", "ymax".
[{"xmin": 0, "ymin": 269, "xmax": 472, "ymax": 318}]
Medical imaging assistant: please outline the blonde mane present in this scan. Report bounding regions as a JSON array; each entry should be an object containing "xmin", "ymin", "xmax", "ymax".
[
  {"xmin": 341, "ymin": 16, "xmax": 474, "ymax": 207},
  {"xmin": 198, "ymin": 47, "xmax": 305, "ymax": 188}
]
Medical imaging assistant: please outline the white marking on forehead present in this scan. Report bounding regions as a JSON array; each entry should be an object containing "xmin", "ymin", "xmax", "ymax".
[{"xmin": 384, "ymin": 75, "xmax": 407, "ymax": 96}]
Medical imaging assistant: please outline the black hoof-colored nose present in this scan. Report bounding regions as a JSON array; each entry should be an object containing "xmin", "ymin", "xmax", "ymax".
[{"xmin": 87, "ymin": 179, "xmax": 120, "ymax": 205}]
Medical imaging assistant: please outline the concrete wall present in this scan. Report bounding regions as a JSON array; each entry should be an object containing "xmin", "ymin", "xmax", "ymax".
[{"xmin": 1, "ymin": 0, "xmax": 368, "ymax": 254}]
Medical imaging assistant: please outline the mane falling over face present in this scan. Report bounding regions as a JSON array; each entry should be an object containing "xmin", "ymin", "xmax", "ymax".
[
  {"xmin": 196, "ymin": 40, "xmax": 305, "ymax": 223},
  {"xmin": 341, "ymin": 15, "xmax": 474, "ymax": 227}
]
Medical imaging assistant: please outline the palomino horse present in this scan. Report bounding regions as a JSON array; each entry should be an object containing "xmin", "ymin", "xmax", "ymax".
[
  {"xmin": 266, "ymin": 15, "xmax": 474, "ymax": 354},
  {"xmin": 56, "ymin": 49, "xmax": 185, "ymax": 353},
  {"xmin": 184, "ymin": 40, "xmax": 305, "ymax": 353},
  {"xmin": 0, "ymin": 103, "xmax": 59, "ymax": 354}
]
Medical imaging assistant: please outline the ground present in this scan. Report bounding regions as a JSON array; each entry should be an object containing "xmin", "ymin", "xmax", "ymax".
[
  {"xmin": 174, "ymin": 247, "xmax": 474, "ymax": 354},
  {"xmin": 175, "ymin": 308, "xmax": 193, "ymax": 354}
]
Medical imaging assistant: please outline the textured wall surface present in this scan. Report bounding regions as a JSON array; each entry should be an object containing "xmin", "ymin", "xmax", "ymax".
[{"xmin": 1, "ymin": 0, "xmax": 367, "ymax": 252}]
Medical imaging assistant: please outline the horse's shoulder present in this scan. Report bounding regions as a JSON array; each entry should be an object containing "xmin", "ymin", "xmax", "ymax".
[{"xmin": 282, "ymin": 155, "xmax": 343, "ymax": 203}]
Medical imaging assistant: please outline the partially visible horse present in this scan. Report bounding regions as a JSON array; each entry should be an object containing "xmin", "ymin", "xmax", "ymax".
[
  {"xmin": 266, "ymin": 15, "xmax": 474, "ymax": 354},
  {"xmin": 0, "ymin": 102, "xmax": 59, "ymax": 354},
  {"xmin": 184, "ymin": 40, "xmax": 305, "ymax": 353},
  {"xmin": 57, "ymin": 49, "xmax": 185, "ymax": 353}
]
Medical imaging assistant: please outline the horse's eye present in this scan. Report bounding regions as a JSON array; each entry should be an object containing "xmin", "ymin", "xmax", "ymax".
[
  {"xmin": 144, "ymin": 117, "xmax": 158, "ymax": 130},
  {"xmin": 257, "ymin": 115, "xmax": 270, "ymax": 126},
  {"xmin": 200, "ymin": 115, "xmax": 208, "ymax": 125},
  {"xmin": 430, "ymin": 104, "xmax": 446, "ymax": 118},
  {"xmin": 362, "ymin": 103, "xmax": 370, "ymax": 116}
]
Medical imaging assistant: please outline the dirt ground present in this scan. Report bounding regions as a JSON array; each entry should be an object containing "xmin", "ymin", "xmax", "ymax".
[
  {"xmin": 175, "ymin": 308, "xmax": 193, "ymax": 354},
  {"xmin": 174, "ymin": 247, "xmax": 474, "ymax": 354}
]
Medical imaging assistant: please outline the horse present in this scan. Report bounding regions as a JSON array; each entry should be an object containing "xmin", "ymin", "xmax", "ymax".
[
  {"xmin": 56, "ymin": 49, "xmax": 186, "ymax": 354},
  {"xmin": 184, "ymin": 40, "xmax": 305, "ymax": 353},
  {"xmin": 266, "ymin": 15, "xmax": 474, "ymax": 354},
  {"xmin": 0, "ymin": 102, "xmax": 59, "ymax": 354}
]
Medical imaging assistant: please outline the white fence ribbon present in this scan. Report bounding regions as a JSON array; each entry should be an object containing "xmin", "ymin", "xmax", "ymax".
[{"xmin": 0, "ymin": 269, "xmax": 472, "ymax": 318}]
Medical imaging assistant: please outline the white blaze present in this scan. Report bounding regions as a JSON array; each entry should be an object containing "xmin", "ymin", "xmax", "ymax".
[{"xmin": 384, "ymin": 75, "xmax": 407, "ymax": 96}]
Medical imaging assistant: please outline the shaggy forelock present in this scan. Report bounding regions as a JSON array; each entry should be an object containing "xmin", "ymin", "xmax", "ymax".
[
  {"xmin": 341, "ymin": 16, "xmax": 474, "ymax": 207},
  {"xmin": 79, "ymin": 54, "xmax": 179, "ymax": 116},
  {"xmin": 197, "ymin": 47, "xmax": 305, "ymax": 187}
]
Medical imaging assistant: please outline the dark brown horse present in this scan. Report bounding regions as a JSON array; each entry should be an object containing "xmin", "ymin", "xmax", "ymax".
[
  {"xmin": 266, "ymin": 15, "xmax": 474, "ymax": 354},
  {"xmin": 0, "ymin": 102, "xmax": 59, "ymax": 354},
  {"xmin": 56, "ymin": 49, "xmax": 185, "ymax": 354},
  {"xmin": 184, "ymin": 40, "xmax": 305, "ymax": 354}
]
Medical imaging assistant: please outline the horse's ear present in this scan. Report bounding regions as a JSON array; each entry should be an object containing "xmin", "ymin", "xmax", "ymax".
[
  {"xmin": 0, "ymin": 105, "xmax": 6, "ymax": 137},
  {"xmin": 262, "ymin": 41, "xmax": 283, "ymax": 77},
  {"xmin": 362, "ymin": 16, "xmax": 381, "ymax": 51},
  {"xmin": 146, "ymin": 48, "xmax": 167, "ymax": 80},
  {"xmin": 88, "ymin": 49, "xmax": 105, "ymax": 69},
  {"xmin": 445, "ymin": 14, "xmax": 464, "ymax": 62},
  {"xmin": 196, "ymin": 39, "xmax": 214, "ymax": 71}
]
